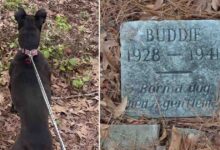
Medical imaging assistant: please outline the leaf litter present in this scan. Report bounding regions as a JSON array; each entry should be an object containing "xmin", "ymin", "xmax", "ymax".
[
  {"xmin": 0, "ymin": 0, "xmax": 99, "ymax": 149},
  {"xmin": 101, "ymin": 0, "xmax": 220, "ymax": 149}
]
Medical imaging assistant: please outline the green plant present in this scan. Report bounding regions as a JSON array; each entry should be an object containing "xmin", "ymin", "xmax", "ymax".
[
  {"xmin": 41, "ymin": 45, "xmax": 53, "ymax": 59},
  {"xmin": 71, "ymin": 76, "xmax": 90, "ymax": 89},
  {"xmin": 9, "ymin": 42, "xmax": 18, "ymax": 49},
  {"xmin": 4, "ymin": 0, "xmax": 23, "ymax": 10},
  {"xmin": 9, "ymin": 38, "xmax": 19, "ymax": 49},
  {"xmin": 59, "ymin": 58, "xmax": 79, "ymax": 72},
  {"xmin": 55, "ymin": 15, "xmax": 72, "ymax": 31},
  {"xmin": 72, "ymin": 79, "xmax": 84, "ymax": 89},
  {"xmin": 57, "ymin": 44, "xmax": 64, "ymax": 56},
  {"xmin": 82, "ymin": 76, "xmax": 90, "ymax": 82},
  {"xmin": 41, "ymin": 44, "xmax": 65, "ymax": 59}
]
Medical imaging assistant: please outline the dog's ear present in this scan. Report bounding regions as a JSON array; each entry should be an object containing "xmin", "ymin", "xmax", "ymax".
[
  {"xmin": 15, "ymin": 8, "xmax": 26, "ymax": 27},
  {"xmin": 35, "ymin": 9, "xmax": 47, "ymax": 28}
]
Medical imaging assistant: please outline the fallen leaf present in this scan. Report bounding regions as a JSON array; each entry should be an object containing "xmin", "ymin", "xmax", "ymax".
[
  {"xmin": 0, "ymin": 93, "xmax": 4, "ymax": 105},
  {"xmin": 100, "ymin": 101, "xmax": 107, "ymax": 107},
  {"xmin": 182, "ymin": 133, "xmax": 199, "ymax": 150},
  {"xmin": 104, "ymin": 95, "xmax": 116, "ymax": 110},
  {"xmin": 169, "ymin": 127, "xmax": 201, "ymax": 150},
  {"xmin": 160, "ymin": 128, "xmax": 168, "ymax": 141},
  {"xmin": 113, "ymin": 97, "xmax": 127, "ymax": 118},
  {"xmin": 206, "ymin": 2, "xmax": 213, "ymax": 12},
  {"xmin": 100, "ymin": 30, "xmax": 119, "ymax": 70},
  {"xmin": 7, "ymin": 140, "xmax": 14, "ymax": 144},
  {"xmin": 212, "ymin": 0, "xmax": 220, "ymax": 10},
  {"xmin": 168, "ymin": 126, "xmax": 182, "ymax": 150},
  {"xmin": 102, "ymin": 40, "xmax": 118, "ymax": 70},
  {"xmin": 146, "ymin": 4, "xmax": 154, "ymax": 9},
  {"xmin": 100, "ymin": 31, "xmax": 107, "ymax": 53},
  {"xmin": 154, "ymin": 0, "xmax": 164, "ymax": 10},
  {"xmin": 53, "ymin": 105, "xmax": 66, "ymax": 113},
  {"xmin": 100, "ymin": 124, "xmax": 109, "ymax": 139},
  {"xmin": 195, "ymin": 0, "xmax": 209, "ymax": 12},
  {"xmin": 59, "ymin": 0, "xmax": 65, "ymax": 4},
  {"xmin": 212, "ymin": 132, "xmax": 220, "ymax": 148},
  {"xmin": 0, "ymin": 71, "xmax": 9, "ymax": 86}
]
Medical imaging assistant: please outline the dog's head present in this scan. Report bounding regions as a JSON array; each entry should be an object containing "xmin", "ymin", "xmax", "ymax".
[{"xmin": 15, "ymin": 8, "xmax": 47, "ymax": 50}]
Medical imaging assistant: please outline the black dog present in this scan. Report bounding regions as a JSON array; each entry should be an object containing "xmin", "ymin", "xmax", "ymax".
[{"xmin": 9, "ymin": 8, "xmax": 52, "ymax": 150}]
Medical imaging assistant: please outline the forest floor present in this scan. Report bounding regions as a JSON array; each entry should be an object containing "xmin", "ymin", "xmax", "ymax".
[
  {"xmin": 0, "ymin": 0, "xmax": 98, "ymax": 149},
  {"xmin": 100, "ymin": 0, "xmax": 220, "ymax": 150}
]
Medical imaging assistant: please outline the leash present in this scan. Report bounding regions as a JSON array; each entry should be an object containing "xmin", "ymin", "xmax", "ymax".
[{"xmin": 28, "ymin": 54, "xmax": 66, "ymax": 150}]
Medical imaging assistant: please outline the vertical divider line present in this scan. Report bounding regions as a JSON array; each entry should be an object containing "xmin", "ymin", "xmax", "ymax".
[{"xmin": 98, "ymin": 0, "xmax": 101, "ymax": 149}]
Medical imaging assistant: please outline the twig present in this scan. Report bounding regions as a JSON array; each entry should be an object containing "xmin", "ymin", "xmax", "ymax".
[{"xmin": 52, "ymin": 91, "xmax": 98, "ymax": 100}]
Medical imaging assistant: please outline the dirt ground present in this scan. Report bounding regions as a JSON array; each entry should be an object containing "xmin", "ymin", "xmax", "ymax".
[
  {"xmin": 100, "ymin": 0, "xmax": 220, "ymax": 150},
  {"xmin": 0, "ymin": 0, "xmax": 98, "ymax": 149}
]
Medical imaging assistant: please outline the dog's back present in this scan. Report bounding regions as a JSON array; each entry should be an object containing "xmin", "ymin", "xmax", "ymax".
[
  {"xmin": 10, "ymin": 52, "xmax": 51, "ymax": 112},
  {"xmin": 10, "ymin": 8, "xmax": 52, "ymax": 150},
  {"xmin": 10, "ymin": 52, "xmax": 52, "ymax": 150}
]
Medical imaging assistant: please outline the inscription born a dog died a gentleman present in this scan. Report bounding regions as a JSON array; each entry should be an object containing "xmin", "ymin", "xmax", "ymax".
[{"xmin": 121, "ymin": 20, "xmax": 220, "ymax": 117}]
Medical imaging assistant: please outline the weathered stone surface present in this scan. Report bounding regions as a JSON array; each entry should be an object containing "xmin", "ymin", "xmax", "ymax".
[
  {"xmin": 120, "ymin": 20, "xmax": 220, "ymax": 117},
  {"xmin": 156, "ymin": 146, "xmax": 166, "ymax": 150},
  {"xmin": 102, "ymin": 124, "xmax": 160, "ymax": 150}
]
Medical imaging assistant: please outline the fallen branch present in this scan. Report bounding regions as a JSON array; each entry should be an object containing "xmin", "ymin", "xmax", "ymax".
[{"xmin": 52, "ymin": 91, "xmax": 98, "ymax": 100}]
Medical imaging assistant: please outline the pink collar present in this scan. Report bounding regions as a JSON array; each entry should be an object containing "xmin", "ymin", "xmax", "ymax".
[{"xmin": 20, "ymin": 49, "xmax": 38, "ymax": 56}]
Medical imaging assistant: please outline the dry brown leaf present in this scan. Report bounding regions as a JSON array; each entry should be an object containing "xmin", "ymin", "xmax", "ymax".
[
  {"xmin": 168, "ymin": 126, "xmax": 182, "ymax": 150},
  {"xmin": 146, "ymin": 4, "xmax": 154, "ymax": 9},
  {"xmin": 154, "ymin": 0, "xmax": 164, "ymax": 10},
  {"xmin": 103, "ymin": 47, "xmax": 118, "ymax": 70},
  {"xmin": 113, "ymin": 97, "xmax": 127, "ymax": 118},
  {"xmin": 101, "ymin": 32, "xmax": 117, "ymax": 54},
  {"xmin": 102, "ymin": 40, "xmax": 118, "ymax": 70},
  {"xmin": 100, "ymin": 124, "xmax": 109, "ymax": 139},
  {"xmin": 100, "ymin": 31, "xmax": 107, "ymax": 53},
  {"xmin": 196, "ymin": 0, "xmax": 209, "ymax": 11},
  {"xmin": 169, "ymin": 127, "xmax": 201, "ymax": 150},
  {"xmin": 100, "ymin": 101, "xmax": 107, "ymax": 107},
  {"xmin": 0, "ymin": 22, "xmax": 3, "ymax": 29},
  {"xmin": 104, "ymin": 95, "xmax": 116, "ymax": 110},
  {"xmin": 0, "ymin": 71, "xmax": 9, "ymax": 86},
  {"xmin": 182, "ymin": 134, "xmax": 199, "ymax": 150},
  {"xmin": 212, "ymin": 0, "xmax": 220, "ymax": 11},
  {"xmin": 53, "ymin": 105, "xmax": 66, "ymax": 113},
  {"xmin": 159, "ymin": 128, "xmax": 168, "ymax": 141},
  {"xmin": 58, "ymin": 0, "xmax": 65, "ymax": 4},
  {"xmin": 101, "ymin": 29, "xmax": 118, "ymax": 70},
  {"xmin": 0, "ymin": 93, "xmax": 4, "ymax": 105},
  {"xmin": 206, "ymin": 2, "xmax": 213, "ymax": 12},
  {"xmin": 7, "ymin": 140, "xmax": 14, "ymax": 144},
  {"xmin": 212, "ymin": 133, "xmax": 220, "ymax": 149}
]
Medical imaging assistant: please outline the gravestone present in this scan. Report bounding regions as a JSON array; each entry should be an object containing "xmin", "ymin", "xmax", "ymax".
[
  {"xmin": 121, "ymin": 20, "xmax": 220, "ymax": 118},
  {"xmin": 156, "ymin": 146, "xmax": 166, "ymax": 150},
  {"xmin": 102, "ymin": 124, "xmax": 160, "ymax": 150}
]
